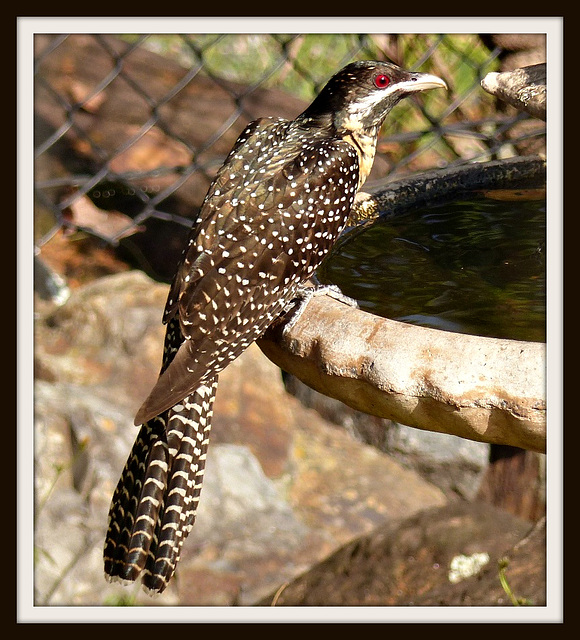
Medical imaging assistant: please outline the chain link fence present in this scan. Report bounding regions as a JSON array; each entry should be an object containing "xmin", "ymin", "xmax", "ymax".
[{"xmin": 34, "ymin": 33, "xmax": 546, "ymax": 283}]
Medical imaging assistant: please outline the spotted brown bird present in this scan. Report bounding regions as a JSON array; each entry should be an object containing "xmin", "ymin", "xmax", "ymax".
[{"xmin": 103, "ymin": 60, "xmax": 447, "ymax": 593}]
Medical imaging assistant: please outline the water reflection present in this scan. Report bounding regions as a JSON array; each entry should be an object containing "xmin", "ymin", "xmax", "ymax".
[{"xmin": 317, "ymin": 196, "xmax": 546, "ymax": 343}]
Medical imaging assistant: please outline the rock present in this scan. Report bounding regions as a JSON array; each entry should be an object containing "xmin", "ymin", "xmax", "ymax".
[
  {"xmin": 412, "ymin": 513, "xmax": 546, "ymax": 606},
  {"xmin": 148, "ymin": 442, "xmax": 311, "ymax": 606},
  {"xmin": 385, "ymin": 423, "xmax": 489, "ymax": 500},
  {"xmin": 34, "ymin": 254, "xmax": 70, "ymax": 305},
  {"xmin": 33, "ymin": 271, "xmax": 447, "ymax": 606},
  {"xmin": 34, "ymin": 380, "xmax": 140, "ymax": 605},
  {"xmin": 283, "ymin": 374, "xmax": 490, "ymax": 501},
  {"xmin": 260, "ymin": 501, "xmax": 544, "ymax": 607},
  {"xmin": 33, "ymin": 270, "xmax": 549, "ymax": 608}
]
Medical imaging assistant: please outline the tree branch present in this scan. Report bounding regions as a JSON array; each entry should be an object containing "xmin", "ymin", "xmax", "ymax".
[{"xmin": 481, "ymin": 64, "xmax": 546, "ymax": 121}]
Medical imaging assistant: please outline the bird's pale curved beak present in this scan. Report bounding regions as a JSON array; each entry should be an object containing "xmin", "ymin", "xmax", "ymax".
[{"xmin": 403, "ymin": 71, "xmax": 448, "ymax": 93}]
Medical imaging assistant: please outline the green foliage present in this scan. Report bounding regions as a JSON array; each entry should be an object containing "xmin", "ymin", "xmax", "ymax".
[
  {"xmin": 498, "ymin": 558, "xmax": 535, "ymax": 606},
  {"xmin": 102, "ymin": 590, "xmax": 139, "ymax": 606},
  {"xmin": 124, "ymin": 33, "xmax": 497, "ymax": 106},
  {"xmin": 117, "ymin": 33, "xmax": 506, "ymax": 174}
]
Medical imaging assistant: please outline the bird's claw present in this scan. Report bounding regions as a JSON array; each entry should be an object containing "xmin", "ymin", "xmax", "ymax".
[{"xmin": 281, "ymin": 283, "xmax": 359, "ymax": 335}]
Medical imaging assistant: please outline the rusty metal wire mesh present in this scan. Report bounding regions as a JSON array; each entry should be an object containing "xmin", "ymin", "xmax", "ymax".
[{"xmin": 34, "ymin": 33, "xmax": 546, "ymax": 282}]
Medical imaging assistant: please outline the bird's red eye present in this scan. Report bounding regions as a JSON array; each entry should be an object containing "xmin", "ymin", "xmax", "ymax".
[{"xmin": 374, "ymin": 74, "xmax": 390, "ymax": 88}]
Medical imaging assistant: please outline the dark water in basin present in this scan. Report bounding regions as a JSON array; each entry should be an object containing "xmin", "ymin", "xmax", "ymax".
[{"xmin": 317, "ymin": 195, "xmax": 546, "ymax": 343}]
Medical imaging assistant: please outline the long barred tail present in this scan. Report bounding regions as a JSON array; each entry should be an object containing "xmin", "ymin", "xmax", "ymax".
[{"xmin": 103, "ymin": 377, "xmax": 218, "ymax": 594}]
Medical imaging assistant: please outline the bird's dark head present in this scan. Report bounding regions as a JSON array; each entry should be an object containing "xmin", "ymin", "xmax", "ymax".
[{"xmin": 300, "ymin": 60, "xmax": 447, "ymax": 134}]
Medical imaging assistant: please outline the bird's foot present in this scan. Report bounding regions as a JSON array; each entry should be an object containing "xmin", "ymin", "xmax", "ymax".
[{"xmin": 281, "ymin": 283, "xmax": 359, "ymax": 335}]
